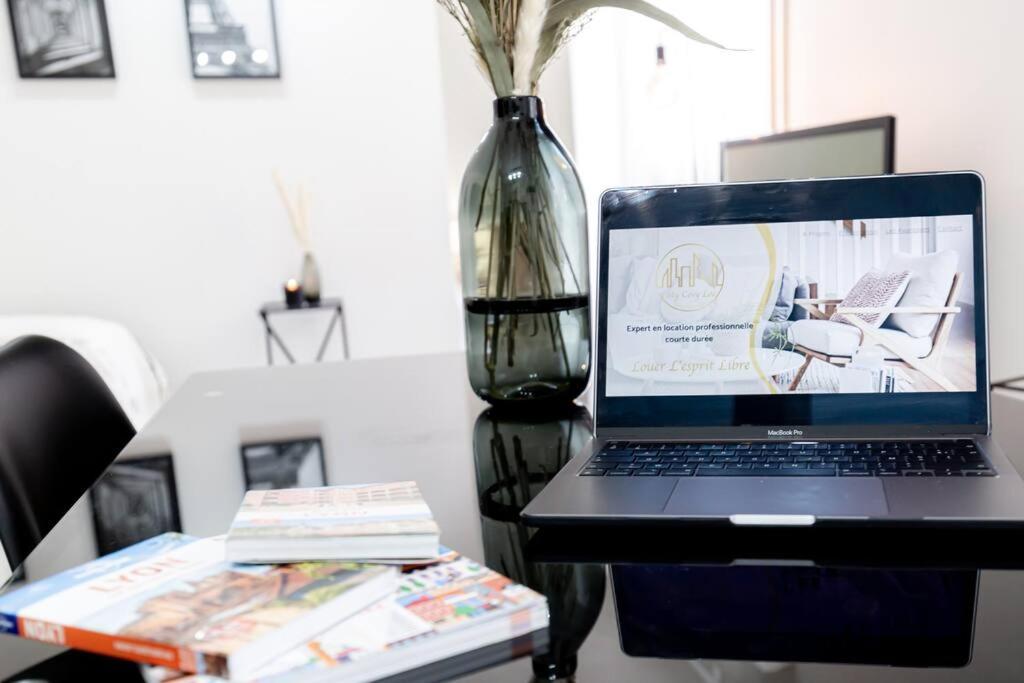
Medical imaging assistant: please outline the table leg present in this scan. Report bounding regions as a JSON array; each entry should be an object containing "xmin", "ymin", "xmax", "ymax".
[
  {"xmin": 338, "ymin": 306, "xmax": 350, "ymax": 360},
  {"xmin": 264, "ymin": 321, "xmax": 296, "ymax": 365},
  {"xmin": 260, "ymin": 314, "xmax": 274, "ymax": 365},
  {"xmin": 316, "ymin": 311, "xmax": 340, "ymax": 362}
]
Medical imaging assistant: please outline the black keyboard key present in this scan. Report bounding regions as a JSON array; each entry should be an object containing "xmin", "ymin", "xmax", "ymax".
[
  {"xmin": 606, "ymin": 470, "xmax": 633, "ymax": 477},
  {"xmin": 580, "ymin": 468, "xmax": 606, "ymax": 476},
  {"xmin": 593, "ymin": 455, "xmax": 632, "ymax": 463},
  {"xmin": 904, "ymin": 470, "xmax": 935, "ymax": 477},
  {"xmin": 663, "ymin": 469, "xmax": 695, "ymax": 476},
  {"xmin": 964, "ymin": 470, "xmax": 996, "ymax": 477},
  {"xmin": 636, "ymin": 469, "xmax": 662, "ymax": 476},
  {"xmin": 617, "ymin": 463, "xmax": 643, "ymax": 470}
]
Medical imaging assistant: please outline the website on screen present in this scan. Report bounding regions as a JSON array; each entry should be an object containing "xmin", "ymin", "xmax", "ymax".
[{"xmin": 605, "ymin": 215, "xmax": 976, "ymax": 396}]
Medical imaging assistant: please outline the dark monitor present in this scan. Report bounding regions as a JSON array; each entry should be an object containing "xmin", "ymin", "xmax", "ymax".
[{"xmin": 721, "ymin": 116, "xmax": 895, "ymax": 182}]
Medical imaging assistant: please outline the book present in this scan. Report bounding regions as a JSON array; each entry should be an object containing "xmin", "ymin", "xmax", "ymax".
[
  {"xmin": 225, "ymin": 482, "xmax": 441, "ymax": 564},
  {"xmin": 146, "ymin": 553, "xmax": 549, "ymax": 683},
  {"xmin": 0, "ymin": 533, "xmax": 396, "ymax": 680}
]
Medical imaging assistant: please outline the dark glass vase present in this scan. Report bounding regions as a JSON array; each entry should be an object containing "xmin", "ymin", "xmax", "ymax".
[
  {"xmin": 473, "ymin": 406, "xmax": 605, "ymax": 681},
  {"xmin": 459, "ymin": 96, "xmax": 591, "ymax": 407}
]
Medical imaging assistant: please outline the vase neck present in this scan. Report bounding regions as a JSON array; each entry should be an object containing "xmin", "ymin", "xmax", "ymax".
[{"xmin": 493, "ymin": 96, "xmax": 543, "ymax": 122}]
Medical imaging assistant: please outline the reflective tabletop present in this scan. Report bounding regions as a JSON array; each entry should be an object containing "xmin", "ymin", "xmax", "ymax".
[{"xmin": 4, "ymin": 352, "xmax": 1024, "ymax": 681}]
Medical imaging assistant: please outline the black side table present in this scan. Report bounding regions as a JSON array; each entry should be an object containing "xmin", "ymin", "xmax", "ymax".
[{"xmin": 258, "ymin": 298, "xmax": 350, "ymax": 365}]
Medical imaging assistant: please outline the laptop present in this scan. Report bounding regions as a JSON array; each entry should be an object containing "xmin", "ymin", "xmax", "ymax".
[{"xmin": 522, "ymin": 172, "xmax": 1024, "ymax": 527}]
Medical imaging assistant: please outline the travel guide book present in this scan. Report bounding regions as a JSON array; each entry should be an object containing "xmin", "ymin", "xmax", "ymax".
[
  {"xmin": 0, "ymin": 534, "xmax": 395, "ymax": 680},
  {"xmin": 147, "ymin": 553, "xmax": 549, "ymax": 683},
  {"xmin": 225, "ymin": 481, "xmax": 441, "ymax": 564}
]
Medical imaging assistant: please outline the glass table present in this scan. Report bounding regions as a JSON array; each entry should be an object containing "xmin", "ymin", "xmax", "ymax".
[{"xmin": 4, "ymin": 353, "xmax": 1024, "ymax": 681}]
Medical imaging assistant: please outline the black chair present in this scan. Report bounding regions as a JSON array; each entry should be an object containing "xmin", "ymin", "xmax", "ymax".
[{"xmin": 0, "ymin": 336, "xmax": 140, "ymax": 683}]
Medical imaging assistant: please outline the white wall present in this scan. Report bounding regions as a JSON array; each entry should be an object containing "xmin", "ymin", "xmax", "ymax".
[
  {"xmin": 0, "ymin": 0, "xmax": 463, "ymax": 386},
  {"xmin": 784, "ymin": 0, "xmax": 1024, "ymax": 381},
  {"xmin": 568, "ymin": 1, "xmax": 772, "ymax": 298}
]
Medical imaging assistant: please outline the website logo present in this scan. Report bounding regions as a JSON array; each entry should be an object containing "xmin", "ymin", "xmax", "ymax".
[{"xmin": 657, "ymin": 243, "xmax": 725, "ymax": 311}]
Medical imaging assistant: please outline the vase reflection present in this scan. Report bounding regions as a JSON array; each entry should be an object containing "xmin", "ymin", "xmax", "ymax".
[{"xmin": 473, "ymin": 405, "xmax": 605, "ymax": 682}]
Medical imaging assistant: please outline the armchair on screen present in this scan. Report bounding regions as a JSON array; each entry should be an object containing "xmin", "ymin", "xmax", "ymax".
[{"xmin": 786, "ymin": 250, "xmax": 964, "ymax": 393}]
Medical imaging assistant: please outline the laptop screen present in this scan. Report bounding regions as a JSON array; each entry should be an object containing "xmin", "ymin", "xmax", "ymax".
[
  {"xmin": 596, "ymin": 174, "xmax": 987, "ymax": 433},
  {"xmin": 605, "ymin": 215, "xmax": 976, "ymax": 397}
]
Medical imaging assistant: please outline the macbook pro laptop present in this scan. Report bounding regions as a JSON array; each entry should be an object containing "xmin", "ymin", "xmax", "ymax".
[{"xmin": 522, "ymin": 172, "xmax": 1024, "ymax": 527}]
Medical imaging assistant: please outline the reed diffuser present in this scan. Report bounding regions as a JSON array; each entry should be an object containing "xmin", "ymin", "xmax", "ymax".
[{"xmin": 273, "ymin": 171, "xmax": 321, "ymax": 304}]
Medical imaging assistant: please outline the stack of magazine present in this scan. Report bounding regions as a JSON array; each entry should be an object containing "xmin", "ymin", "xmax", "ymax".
[
  {"xmin": 0, "ymin": 483, "xmax": 548, "ymax": 682},
  {"xmin": 225, "ymin": 481, "xmax": 442, "ymax": 564}
]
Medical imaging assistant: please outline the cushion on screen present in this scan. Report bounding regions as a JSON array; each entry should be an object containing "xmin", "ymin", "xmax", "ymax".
[
  {"xmin": 830, "ymin": 270, "xmax": 911, "ymax": 328},
  {"xmin": 788, "ymin": 319, "xmax": 933, "ymax": 359},
  {"xmin": 883, "ymin": 250, "xmax": 958, "ymax": 338},
  {"xmin": 791, "ymin": 276, "xmax": 812, "ymax": 321},
  {"xmin": 770, "ymin": 267, "xmax": 799, "ymax": 322}
]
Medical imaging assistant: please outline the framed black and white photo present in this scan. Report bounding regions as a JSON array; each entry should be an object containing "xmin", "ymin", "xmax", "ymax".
[
  {"xmin": 6, "ymin": 0, "xmax": 115, "ymax": 77},
  {"xmin": 185, "ymin": 0, "xmax": 280, "ymax": 78},
  {"xmin": 90, "ymin": 455, "xmax": 182, "ymax": 556},
  {"xmin": 241, "ymin": 438, "xmax": 325, "ymax": 490},
  {"xmin": 7, "ymin": 0, "xmax": 114, "ymax": 77}
]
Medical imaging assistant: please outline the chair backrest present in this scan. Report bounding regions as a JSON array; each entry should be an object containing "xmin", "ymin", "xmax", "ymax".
[
  {"xmin": 0, "ymin": 336, "xmax": 135, "ymax": 585},
  {"xmin": 929, "ymin": 272, "xmax": 963, "ymax": 358}
]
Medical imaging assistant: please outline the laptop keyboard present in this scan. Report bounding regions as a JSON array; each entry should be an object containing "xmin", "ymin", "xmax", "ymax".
[{"xmin": 581, "ymin": 440, "xmax": 994, "ymax": 478}]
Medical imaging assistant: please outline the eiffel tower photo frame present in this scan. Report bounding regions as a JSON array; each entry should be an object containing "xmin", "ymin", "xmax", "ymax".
[{"xmin": 185, "ymin": 0, "xmax": 280, "ymax": 78}]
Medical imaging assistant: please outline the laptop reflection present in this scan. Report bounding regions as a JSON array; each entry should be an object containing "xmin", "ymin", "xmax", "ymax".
[{"xmin": 612, "ymin": 564, "xmax": 977, "ymax": 668}]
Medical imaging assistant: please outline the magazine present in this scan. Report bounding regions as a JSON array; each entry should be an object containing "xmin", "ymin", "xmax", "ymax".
[
  {"xmin": 226, "ymin": 482, "xmax": 440, "ymax": 563},
  {"xmin": 0, "ymin": 533, "xmax": 395, "ymax": 680}
]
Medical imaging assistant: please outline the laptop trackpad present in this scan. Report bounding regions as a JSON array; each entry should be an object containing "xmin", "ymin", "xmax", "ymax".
[{"xmin": 664, "ymin": 478, "xmax": 889, "ymax": 519}]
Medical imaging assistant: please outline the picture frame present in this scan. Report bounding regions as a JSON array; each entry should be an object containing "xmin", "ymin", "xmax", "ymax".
[
  {"xmin": 241, "ymin": 438, "xmax": 326, "ymax": 490},
  {"xmin": 6, "ymin": 0, "xmax": 115, "ymax": 78},
  {"xmin": 90, "ymin": 454, "xmax": 182, "ymax": 556},
  {"xmin": 185, "ymin": 0, "xmax": 281, "ymax": 79}
]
